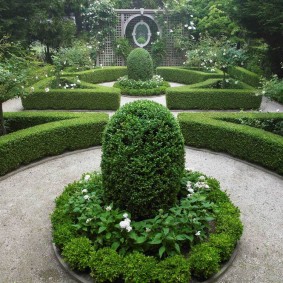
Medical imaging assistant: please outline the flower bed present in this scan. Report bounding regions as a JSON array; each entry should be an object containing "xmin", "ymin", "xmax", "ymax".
[{"xmin": 51, "ymin": 170, "xmax": 242, "ymax": 282}]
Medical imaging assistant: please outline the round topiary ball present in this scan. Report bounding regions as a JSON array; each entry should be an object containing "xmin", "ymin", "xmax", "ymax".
[
  {"xmin": 127, "ymin": 48, "xmax": 154, "ymax": 81},
  {"xmin": 101, "ymin": 100, "xmax": 185, "ymax": 220}
]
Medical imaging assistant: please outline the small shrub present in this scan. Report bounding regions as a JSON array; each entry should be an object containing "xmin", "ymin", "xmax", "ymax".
[
  {"xmin": 52, "ymin": 222, "xmax": 77, "ymax": 250},
  {"xmin": 156, "ymin": 255, "xmax": 191, "ymax": 283},
  {"xmin": 189, "ymin": 243, "xmax": 221, "ymax": 280},
  {"xmin": 123, "ymin": 252, "xmax": 157, "ymax": 283},
  {"xmin": 62, "ymin": 237, "xmax": 94, "ymax": 271},
  {"xmin": 209, "ymin": 233, "xmax": 235, "ymax": 261},
  {"xmin": 89, "ymin": 248, "xmax": 123, "ymax": 282},
  {"xmin": 101, "ymin": 100, "xmax": 185, "ymax": 220},
  {"xmin": 127, "ymin": 48, "xmax": 153, "ymax": 81},
  {"xmin": 259, "ymin": 75, "xmax": 283, "ymax": 104}
]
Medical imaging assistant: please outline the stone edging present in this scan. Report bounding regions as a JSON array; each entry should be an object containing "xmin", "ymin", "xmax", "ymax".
[{"xmin": 53, "ymin": 243, "xmax": 239, "ymax": 283}]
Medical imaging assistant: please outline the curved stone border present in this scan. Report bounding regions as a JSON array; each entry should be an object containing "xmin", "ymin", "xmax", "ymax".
[{"xmin": 53, "ymin": 243, "xmax": 239, "ymax": 283}]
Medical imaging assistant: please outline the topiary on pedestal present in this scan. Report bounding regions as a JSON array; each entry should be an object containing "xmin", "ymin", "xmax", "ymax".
[
  {"xmin": 127, "ymin": 48, "xmax": 154, "ymax": 81},
  {"xmin": 101, "ymin": 100, "xmax": 185, "ymax": 220}
]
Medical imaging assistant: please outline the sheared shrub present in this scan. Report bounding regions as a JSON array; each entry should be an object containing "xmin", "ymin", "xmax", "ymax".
[
  {"xmin": 101, "ymin": 100, "xmax": 185, "ymax": 220},
  {"xmin": 127, "ymin": 48, "xmax": 153, "ymax": 81},
  {"xmin": 62, "ymin": 237, "xmax": 94, "ymax": 271},
  {"xmin": 189, "ymin": 243, "xmax": 221, "ymax": 280},
  {"xmin": 156, "ymin": 255, "xmax": 191, "ymax": 283},
  {"xmin": 89, "ymin": 248, "xmax": 123, "ymax": 283}
]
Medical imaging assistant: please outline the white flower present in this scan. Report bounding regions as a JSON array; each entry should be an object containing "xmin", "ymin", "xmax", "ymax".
[
  {"xmin": 84, "ymin": 174, "xmax": 90, "ymax": 181},
  {"xmin": 187, "ymin": 188, "xmax": 194, "ymax": 194},
  {"xmin": 45, "ymin": 74, "xmax": 48, "ymax": 77},
  {"xmin": 30, "ymin": 87, "xmax": 35, "ymax": 92},
  {"xmin": 187, "ymin": 193, "xmax": 193, "ymax": 198},
  {"xmin": 58, "ymin": 83, "xmax": 61, "ymax": 87},
  {"xmin": 195, "ymin": 231, "xmax": 201, "ymax": 236},
  {"xmin": 145, "ymin": 227, "xmax": 151, "ymax": 233},
  {"xmin": 106, "ymin": 206, "xmax": 112, "ymax": 211},
  {"xmin": 35, "ymin": 76, "xmax": 39, "ymax": 80},
  {"xmin": 126, "ymin": 226, "xmax": 132, "ymax": 232},
  {"xmin": 262, "ymin": 90, "xmax": 266, "ymax": 95},
  {"xmin": 235, "ymin": 81, "xmax": 239, "ymax": 84},
  {"xmin": 199, "ymin": 176, "xmax": 205, "ymax": 181},
  {"xmin": 45, "ymin": 87, "xmax": 50, "ymax": 92},
  {"xmin": 82, "ymin": 189, "xmax": 88, "ymax": 194},
  {"xmin": 169, "ymin": 29, "xmax": 173, "ymax": 33},
  {"xmin": 86, "ymin": 218, "xmax": 92, "ymax": 224},
  {"xmin": 184, "ymin": 24, "xmax": 188, "ymax": 28},
  {"xmin": 84, "ymin": 195, "xmax": 90, "ymax": 200},
  {"xmin": 123, "ymin": 213, "xmax": 128, "ymax": 218},
  {"xmin": 276, "ymin": 109, "xmax": 280, "ymax": 112},
  {"xmin": 77, "ymin": 79, "xmax": 81, "ymax": 83},
  {"xmin": 157, "ymin": 31, "xmax": 160, "ymax": 36}
]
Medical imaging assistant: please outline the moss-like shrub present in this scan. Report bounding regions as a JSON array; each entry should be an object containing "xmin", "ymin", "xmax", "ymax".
[
  {"xmin": 228, "ymin": 66, "xmax": 260, "ymax": 87},
  {"xmin": 101, "ymin": 100, "xmax": 185, "ymax": 219},
  {"xmin": 89, "ymin": 248, "xmax": 123, "ymax": 282},
  {"xmin": 123, "ymin": 252, "xmax": 157, "ymax": 283},
  {"xmin": 52, "ymin": 222, "xmax": 78, "ymax": 250},
  {"xmin": 156, "ymin": 255, "xmax": 191, "ymax": 283},
  {"xmin": 209, "ymin": 233, "xmax": 235, "ymax": 262},
  {"xmin": 189, "ymin": 243, "xmax": 221, "ymax": 280},
  {"xmin": 62, "ymin": 237, "xmax": 94, "ymax": 271},
  {"xmin": 127, "ymin": 48, "xmax": 153, "ymax": 81}
]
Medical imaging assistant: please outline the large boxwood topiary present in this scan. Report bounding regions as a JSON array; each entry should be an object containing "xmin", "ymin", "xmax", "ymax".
[
  {"xmin": 101, "ymin": 100, "xmax": 185, "ymax": 220},
  {"xmin": 127, "ymin": 48, "xmax": 153, "ymax": 81}
]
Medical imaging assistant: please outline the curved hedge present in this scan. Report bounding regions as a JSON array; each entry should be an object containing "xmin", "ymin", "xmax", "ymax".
[
  {"xmin": 178, "ymin": 112, "xmax": 283, "ymax": 175},
  {"xmin": 166, "ymin": 88, "xmax": 262, "ymax": 110},
  {"xmin": 0, "ymin": 112, "xmax": 108, "ymax": 176},
  {"xmin": 66, "ymin": 67, "xmax": 127, "ymax": 84},
  {"xmin": 228, "ymin": 66, "xmax": 260, "ymax": 88},
  {"xmin": 157, "ymin": 67, "xmax": 222, "ymax": 84}
]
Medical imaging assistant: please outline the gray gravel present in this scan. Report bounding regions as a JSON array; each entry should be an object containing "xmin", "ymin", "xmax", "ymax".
[{"xmin": 0, "ymin": 147, "xmax": 283, "ymax": 283}]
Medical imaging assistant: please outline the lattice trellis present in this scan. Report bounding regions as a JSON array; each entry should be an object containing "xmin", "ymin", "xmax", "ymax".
[{"xmin": 97, "ymin": 9, "xmax": 185, "ymax": 67}]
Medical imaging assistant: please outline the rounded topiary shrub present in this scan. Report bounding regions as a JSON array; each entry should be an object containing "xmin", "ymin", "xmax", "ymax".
[
  {"xmin": 127, "ymin": 48, "xmax": 153, "ymax": 81},
  {"xmin": 101, "ymin": 100, "xmax": 185, "ymax": 220}
]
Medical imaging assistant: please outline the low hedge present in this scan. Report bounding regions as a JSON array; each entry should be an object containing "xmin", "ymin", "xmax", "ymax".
[
  {"xmin": 0, "ymin": 112, "xmax": 108, "ymax": 176},
  {"xmin": 157, "ymin": 67, "xmax": 222, "ymax": 84},
  {"xmin": 228, "ymin": 66, "xmax": 260, "ymax": 88},
  {"xmin": 66, "ymin": 67, "xmax": 127, "ymax": 84},
  {"xmin": 166, "ymin": 88, "xmax": 262, "ymax": 110},
  {"xmin": 178, "ymin": 112, "xmax": 283, "ymax": 175},
  {"xmin": 22, "ymin": 87, "xmax": 120, "ymax": 110}
]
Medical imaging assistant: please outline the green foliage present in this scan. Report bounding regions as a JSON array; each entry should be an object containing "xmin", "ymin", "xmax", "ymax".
[
  {"xmin": 156, "ymin": 255, "xmax": 191, "ymax": 283},
  {"xmin": 114, "ymin": 38, "xmax": 133, "ymax": 61},
  {"xmin": 157, "ymin": 67, "xmax": 222, "ymax": 84},
  {"xmin": 89, "ymin": 248, "xmax": 123, "ymax": 282},
  {"xmin": 0, "ymin": 112, "xmax": 108, "ymax": 176},
  {"xmin": 166, "ymin": 88, "xmax": 261, "ymax": 110},
  {"xmin": 228, "ymin": 66, "xmax": 260, "ymax": 87},
  {"xmin": 259, "ymin": 75, "xmax": 283, "ymax": 104},
  {"xmin": 151, "ymin": 38, "xmax": 166, "ymax": 68},
  {"xmin": 22, "ymin": 85, "xmax": 120, "ymax": 111},
  {"xmin": 189, "ymin": 243, "xmax": 221, "ymax": 280},
  {"xmin": 62, "ymin": 237, "xmax": 94, "ymax": 271},
  {"xmin": 209, "ymin": 233, "xmax": 235, "ymax": 262},
  {"xmin": 127, "ymin": 48, "xmax": 153, "ymax": 81},
  {"xmin": 123, "ymin": 252, "xmax": 157, "ymax": 283},
  {"xmin": 52, "ymin": 222, "xmax": 78, "ymax": 250},
  {"xmin": 178, "ymin": 112, "xmax": 283, "ymax": 175},
  {"xmin": 101, "ymin": 101, "xmax": 185, "ymax": 220}
]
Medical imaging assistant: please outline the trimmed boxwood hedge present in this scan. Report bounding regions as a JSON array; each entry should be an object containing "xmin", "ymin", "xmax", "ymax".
[
  {"xmin": 228, "ymin": 66, "xmax": 260, "ymax": 88},
  {"xmin": 0, "ymin": 112, "xmax": 108, "ymax": 176},
  {"xmin": 66, "ymin": 67, "xmax": 127, "ymax": 84},
  {"xmin": 22, "ymin": 87, "xmax": 121, "ymax": 110},
  {"xmin": 178, "ymin": 112, "xmax": 283, "ymax": 175},
  {"xmin": 157, "ymin": 67, "xmax": 222, "ymax": 84},
  {"xmin": 166, "ymin": 88, "xmax": 262, "ymax": 110}
]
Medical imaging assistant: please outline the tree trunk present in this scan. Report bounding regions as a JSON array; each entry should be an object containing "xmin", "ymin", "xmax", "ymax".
[{"xmin": 0, "ymin": 102, "xmax": 7, "ymax": 136}]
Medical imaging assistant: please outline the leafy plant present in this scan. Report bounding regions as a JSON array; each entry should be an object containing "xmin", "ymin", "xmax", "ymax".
[
  {"xmin": 115, "ymin": 38, "xmax": 133, "ymax": 61},
  {"xmin": 259, "ymin": 75, "xmax": 283, "ymax": 104}
]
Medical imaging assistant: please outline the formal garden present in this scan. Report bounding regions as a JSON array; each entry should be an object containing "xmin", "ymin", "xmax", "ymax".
[{"xmin": 0, "ymin": 0, "xmax": 283, "ymax": 282}]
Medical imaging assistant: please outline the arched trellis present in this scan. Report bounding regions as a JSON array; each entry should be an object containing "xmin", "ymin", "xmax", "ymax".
[{"xmin": 96, "ymin": 8, "xmax": 184, "ymax": 67}]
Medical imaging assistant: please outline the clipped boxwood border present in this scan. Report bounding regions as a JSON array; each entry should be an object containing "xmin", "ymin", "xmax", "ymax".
[
  {"xmin": 51, "ymin": 170, "xmax": 243, "ymax": 282},
  {"xmin": 166, "ymin": 88, "xmax": 261, "ymax": 110},
  {"xmin": 228, "ymin": 66, "xmax": 260, "ymax": 88},
  {"xmin": 178, "ymin": 112, "xmax": 283, "ymax": 175},
  {"xmin": 0, "ymin": 112, "xmax": 108, "ymax": 176},
  {"xmin": 157, "ymin": 67, "xmax": 223, "ymax": 85}
]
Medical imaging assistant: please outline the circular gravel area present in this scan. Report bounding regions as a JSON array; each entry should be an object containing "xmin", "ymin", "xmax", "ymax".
[{"xmin": 0, "ymin": 147, "xmax": 282, "ymax": 282}]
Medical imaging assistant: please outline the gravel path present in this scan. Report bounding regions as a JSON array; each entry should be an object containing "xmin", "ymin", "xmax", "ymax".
[{"xmin": 0, "ymin": 147, "xmax": 282, "ymax": 283}]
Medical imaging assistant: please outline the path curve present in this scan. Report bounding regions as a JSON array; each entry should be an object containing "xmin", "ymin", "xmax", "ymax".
[{"xmin": 0, "ymin": 147, "xmax": 282, "ymax": 282}]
